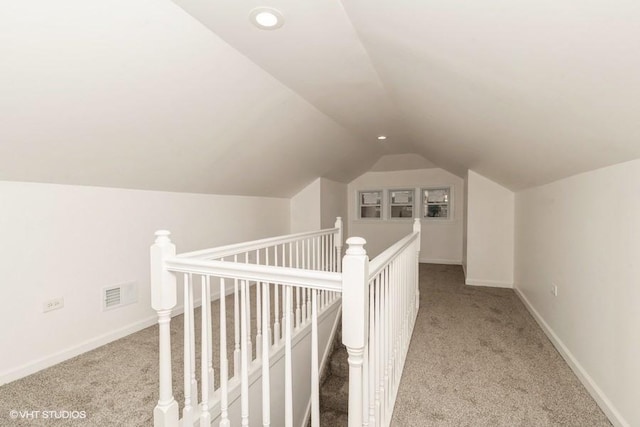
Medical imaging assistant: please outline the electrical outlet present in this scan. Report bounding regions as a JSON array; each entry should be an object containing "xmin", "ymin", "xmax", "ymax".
[
  {"xmin": 551, "ymin": 283, "xmax": 558, "ymax": 297},
  {"xmin": 43, "ymin": 297, "xmax": 64, "ymax": 313}
]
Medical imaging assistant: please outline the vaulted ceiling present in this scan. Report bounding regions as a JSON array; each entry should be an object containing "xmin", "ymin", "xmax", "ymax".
[{"xmin": 2, "ymin": 0, "xmax": 639, "ymax": 197}]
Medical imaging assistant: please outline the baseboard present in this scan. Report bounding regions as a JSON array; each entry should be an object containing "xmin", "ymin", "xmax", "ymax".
[
  {"xmin": 0, "ymin": 314, "xmax": 157, "ymax": 385},
  {"xmin": 514, "ymin": 287, "xmax": 629, "ymax": 427},
  {"xmin": 0, "ymin": 284, "xmax": 236, "ymax": 386},
  {"xmin": 465, "ymin": 278, "xmax": 513, "ymax": 288},
  {"xmin": 419, "ymin": 258, "xmax": 461, "ymax": 265}
]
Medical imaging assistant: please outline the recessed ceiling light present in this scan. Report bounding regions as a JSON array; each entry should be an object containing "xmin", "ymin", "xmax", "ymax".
[
  {"xmin": 250, "ymin": 7, "xmax": 284, "ymax": 30},
  {"xmin": 377, "ymin": 135, "xmax": 387, "ymax": 140}
]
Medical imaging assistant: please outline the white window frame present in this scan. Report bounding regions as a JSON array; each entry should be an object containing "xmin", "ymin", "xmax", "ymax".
[
  {"xmin": 388, "ymin": 188, "xmax": 415, "ymax": 220},
  {"xmin": 358, "ymin": 190, "xmax": 383, "ymax": 220},
  {"xmin": 421, "ymin": 186, "xmax": 452, "ymax": 220}
]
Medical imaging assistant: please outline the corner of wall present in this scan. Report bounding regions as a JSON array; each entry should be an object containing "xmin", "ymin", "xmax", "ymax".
[{"xmin": 465, "ymin": 170, "xmax": 515, "ymax": 288}]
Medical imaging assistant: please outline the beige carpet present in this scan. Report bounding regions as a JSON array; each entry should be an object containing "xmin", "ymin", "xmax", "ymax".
[
  {"xmin": 0, "ymin": 265, "xmax": 612, "ymax": 426},
  {"xmin": 390, "ymin": 264, "xmax": 611, "ymax": 427},
  {"xmin": 0, "ymin": 287, "xmax": 263, "ymax": 427}
]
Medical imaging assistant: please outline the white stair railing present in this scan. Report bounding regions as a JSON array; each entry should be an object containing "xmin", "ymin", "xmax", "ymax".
[
  {"xmin": 150, "ymin": 216, "xmax": 420, "ymax": 427},
  {"xmin": 342, "ymin": 219, "xmax": 421, "ymax": 427},
  {"xmin": 150, "ymin": 218, "xmax": 344, "ymax": 427}
]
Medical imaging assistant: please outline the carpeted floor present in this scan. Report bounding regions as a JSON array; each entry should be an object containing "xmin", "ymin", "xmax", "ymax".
[
  {"xmin": 0, "ymin": 288, "xmax": 258, "ymax": 427},
  {"xmin": 0, "ymin": 264, "xmax": 612, "ymax": 426},
  {"xmin": 390, "ymin": 264, "xmax": 611, "ymax": 427}
]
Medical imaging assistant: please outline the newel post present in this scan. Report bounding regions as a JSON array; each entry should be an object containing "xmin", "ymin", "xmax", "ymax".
[
  {"xmin": 342, "ymin": 237, "xmax": 369, "ymax": 427},
  {"xmin": 335, "ymin": 217, "xmax": 344, "ymax": 272},
  {"xmin": 151, "ymin": 230, "xmax": 179, "ymax": 427},
  {"xmin": 413, "ymin": 218, "xmax": 421, "ymax": 311}
]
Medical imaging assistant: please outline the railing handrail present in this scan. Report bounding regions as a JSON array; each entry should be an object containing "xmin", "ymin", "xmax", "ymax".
[
  {"xmin": 368, "ymin": 231, "xmax": 419, "ymax": 280},
  {"xmin": 176, "ymin": 227, "xmax": 340, "ymax": 260},
  {"xmin": 164, "ymin": 257, "xmax": 343, "ymax": 292}
]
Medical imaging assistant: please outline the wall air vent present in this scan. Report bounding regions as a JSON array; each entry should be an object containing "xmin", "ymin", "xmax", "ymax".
[{"xmin": 103, "ymin": 282, "xmax": 138, "ymax": 311}]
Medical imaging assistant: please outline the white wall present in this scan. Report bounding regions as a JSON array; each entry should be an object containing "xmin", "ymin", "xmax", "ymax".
[
  {"xmin": 465, "ymin": 170, "xmax": 515, "ymax": 288},
  {"xmin": 290, "ymin": 178, "xmax": 321, "ymax": 233},
  {"xmin": 0, "ymin": 181, "xmax": 290, "ymax": 384},
  {"xmin": 514, "ymin": 159, "xmax": 640, "ymax": 427},
  {"xmin": 347, "ymin": 168, "xmax": 464, "ymax": 262},
  {"xmin": 320, "ymin": 178, "xmax": 347, "ymax": 236},
  {"xmin": 290, "ymin": 177, "xmax": 347, "ymax": 237}
]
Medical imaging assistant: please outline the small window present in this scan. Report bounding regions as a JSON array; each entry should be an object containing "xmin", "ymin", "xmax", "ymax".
[
  {"xmin": 389, "ymin": 189, "xmax": 414, "ymax": 219},
  {"xmin": 359, "ymin": 190, "xmax": 382, "ymax": 219},
  {"xmin": 422, "ymin": 187, "xmax": 450, "ymax": 219}
]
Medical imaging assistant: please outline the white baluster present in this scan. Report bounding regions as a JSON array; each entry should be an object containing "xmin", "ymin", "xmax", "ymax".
[
  {"xmin": 281, "ymin": 284, "xmax": 287, "ymax": 342},
  {"xmin": 150, "ymin": 231, "xmax": 179, "ymax": 427},
  {"xmin": 285, "ymin": 285, "xmax": 293, "ymax": 427},
  {"xmin": 312, "ymin": 236, "xmax": 317, "ymax": 271},
  {"xmin": 240, "ymin": 280, "xmax": 250, "ymax": 427},
  {"xmin": 200, "ymin": 276, "xmax": 211, "ymax": 427},
  {"xmin": 245, "ymin": 253, "xmax": 252, "ymax": 361},
  {"xmin": 335, "ymin": 217, "xmax": 343, "ymax": 272},
  {"xmin": 376, "ymin": 272, "xmax": 382, "ymax": 424},
  {"xmin": 363, "ymin": 338, "xmax": 369, "ymax": 427},
  {"xmin": 274, "ymin": 283, "xmax": 280, "ymax": 345},
  {"xmin": 257, "ymin": 279, "xmax": 262, "ymax": 358},
  {"xmin": 295, "ymin": 242, "xmax": 301, "ymax": 328},
  {"xmin": 256, "ymin": 252, "xmax": 262, "ymax": 360},
  {"xmin": 301, "ymin": 240, "xmax": 307, "ymax": 324},
  {"xmin": 390, "ymin": 260, "xmax": 396, "ymax": 399},
  {"xmin": 342, "ymin": 237, "xmax": 369, "ymax": 427},
  {"xmin": 207, "ymin": 277, "xmax": 215, "ymax": 394},
  {"xmin": 262, "ymin": 282, "xmax": 271, "ymax": 427},
  {"xmin": 413, "ymin": 218, "xmax": 421, "ymax": 311},
  {"xmin": 234, "ymin": 255, "xmax": 241, "ymax": 378},
  {"xmin": 310, "ymin": 289, "xmax": 320, "ymax": 427},
  {"xmin": 369, "ymin": 282, "xmax": 376, "ymax": 426},
  {"xmin": 384, "ymin": 266, "xmax": 390, "ymax": 421},
  {"xmin": 306, "ymin": 240, "xmax": 311, "ymax": 320},
  {"xmin": 189, "ymin": 275, "xmax": 198, "ymax": 407},
  {"xmin": 183, "ymin": 274, "xmax": 194, "ymax": 426},
  {"xmin": 265, "ymin": 249, "xmax": 272, "ymax": 349},
  {"xmin": 321, "ymin": 235, "xmax": 326, "ymax": 272},
  {"xmin": 274, "ymin": 247, "xmax": 280, "ymax": 345},
  {"xmin": 220, "ymin": 278, "xmax": 230, "ymax": 427}
]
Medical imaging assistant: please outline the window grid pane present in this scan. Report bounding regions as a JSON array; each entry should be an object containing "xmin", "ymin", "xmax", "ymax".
[
  {"xmin": 422, "ymin": 187, "xmax": 450, "ymax": 219},
  {"xmin": 359, "ymin": 191, "xmax": 382, "ymax": 219},
  {"xmin": 389, "ymin": 189, "xmax": 414, "ymax": 219}
]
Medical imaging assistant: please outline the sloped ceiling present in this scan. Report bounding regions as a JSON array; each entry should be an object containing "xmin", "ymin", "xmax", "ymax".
[{"xmin": 2, "ymin": 0, "xmax": 640, "ymax": 197}]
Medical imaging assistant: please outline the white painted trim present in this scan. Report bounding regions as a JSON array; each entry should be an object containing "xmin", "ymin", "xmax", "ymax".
[
  {"xmin": 420, "ymin": 257, "xmax": 461, "ymax": 265},
  {"xmin": 0, "ymin": 314, "xmax": 157, "ymax": 385},
  {"xmin": 370, "ymin": 232, "xmax": 419, "ymax": 277},
  {"xmin": 165, "ymin": 257, "xmax": 342, "ymax": 292},
  {"xmin": 515, "ymin": 287, "xmax": 629, "ymax": 427},
  {"xmin": 0, "ymin": 285, "xmax": 236, "ymax": 386},
  {"xmin": 178, "ymin": 227, "xmax": 339, "ymax": 260},
  {"xmin": 462, "ymin": 263, "xmax": 467, "ymax": 277},
  {"xmin": 465, "ymin": 278, "xmax": 513, "ymax": 288}
]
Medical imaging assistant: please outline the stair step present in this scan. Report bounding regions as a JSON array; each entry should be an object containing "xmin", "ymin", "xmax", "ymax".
[
  {"xmin": 320, "ymin": 374, "xmax": 349, "ymax": 414},
  {"xmin": 329, "ymin": 346, "xmax": 349, "ymax": 379},
  {"xmin": 320, "ymin": 409, "xmax": 348, "ymax": 427}
]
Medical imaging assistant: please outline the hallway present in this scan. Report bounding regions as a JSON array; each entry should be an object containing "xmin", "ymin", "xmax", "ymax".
[
  {"xmin": 0, "ymin": 264, "xmax": 612, "ymax": 426},
  {"xmin": 391, "ymin": 264, "xmax": 610, "ymax": 426}
]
